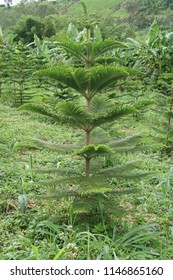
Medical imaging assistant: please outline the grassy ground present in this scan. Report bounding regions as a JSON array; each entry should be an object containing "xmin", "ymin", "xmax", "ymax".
[
  {"xmin": 0, "ymin": 102, "xmax": 173, "ymax": 260},
  {"xmin": 74, "ymin": 0, "xmax": 121, "ymax": 11}
]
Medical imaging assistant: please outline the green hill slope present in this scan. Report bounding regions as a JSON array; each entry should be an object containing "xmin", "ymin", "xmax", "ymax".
[
  {"xmin": 0, "ymin": 0, "xmax": 173, "ymax": 39},
  {"xmin": 67, "ymin": 0, "xmax": 121, "ymax": 13},
  {"xmin": 65, "ymin": 0, "xmax": 126, "ymax": 19}
]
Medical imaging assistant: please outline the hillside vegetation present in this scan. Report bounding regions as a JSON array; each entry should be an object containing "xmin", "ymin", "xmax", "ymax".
[
  {"xmin": 1, "ymin": 0, "xmax": 173, "ymax": 40},
  {"xmin": 1, "ymin": 0, "xmax": 173, "ymax": 261},
  {"xmin": 66, "ymin": 0, "xmax": 123, "ymax": 15}
]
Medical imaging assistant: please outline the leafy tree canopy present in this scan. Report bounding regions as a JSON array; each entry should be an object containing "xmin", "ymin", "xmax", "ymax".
[{"xmin": 13, "ymin": 16, "xmax": 45, "ymax": 43}]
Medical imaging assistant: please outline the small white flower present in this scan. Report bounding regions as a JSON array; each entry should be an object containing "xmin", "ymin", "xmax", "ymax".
[
  {"xmin": 25, "ymin": 163, "xmax": 30, "ymax": 169},
  {"xmin": 66, "ymin": 243, "xmax": 77, "ymax": 250},
  {"xmin": 57, "ymin": 162, "xmax": 61, "ymax": 168}
]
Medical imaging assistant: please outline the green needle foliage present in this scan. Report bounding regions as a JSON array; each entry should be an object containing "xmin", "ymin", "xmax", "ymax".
[{"xmin": 19, "ymin": 16, "xmax": 150, "ymax": 222}]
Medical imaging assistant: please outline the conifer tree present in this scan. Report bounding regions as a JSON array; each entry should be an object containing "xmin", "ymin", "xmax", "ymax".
[{"xmin": 19, "ymin": 13, "xmax": 149, "ymax": 220}]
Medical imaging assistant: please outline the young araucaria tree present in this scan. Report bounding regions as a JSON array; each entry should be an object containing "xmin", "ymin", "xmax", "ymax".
[{"xmin": 19, "ymin": 17, "xmax": 149, "ymax": 218}]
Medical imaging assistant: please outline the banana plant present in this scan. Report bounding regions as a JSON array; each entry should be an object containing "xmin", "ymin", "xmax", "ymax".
[
  {"xmin": 126, "ymin": 20, "xmax": 173, "ymax": 79},
  {"xmin": 0, "ymin": 27, "xmax": 5, "ymax": 46},
  {"xmin": 126, "ymin": 20, "xmax": 173, "ymax": 153},
  {"xmin": 0, "ymin": 37, "xmax": 5, "ymax": 46}
]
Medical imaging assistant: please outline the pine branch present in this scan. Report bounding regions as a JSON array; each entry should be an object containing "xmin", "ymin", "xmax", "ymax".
[
  {"xmin": 90, "ymin": 66, "xmax": 129, "ymax": 96},
  {"xmin": 123, "ymin": 66, "xmax": 143, "ymax": 76},
  {"xmin": 78, "ymin": 185, "xmax": 113, "ymax": 195},
  {"xmin": 110, "ymin": 188, "xmax": 139, "ymax": 195},
  {"xmin": 32, "ymin": 176, "xmax": 80, "ymax": 186},
  {"xmin": 31, "ymin": 138, "xmax": 78, "ymax": 152},
  {"xmin": 92, "ymin": 106, "xmax": 137, "ymax": 128},
  {"xmin": 89, "ymin": 40, "xmax": 127, "ymax": 62},
  {"xmin": 18, "ymin": 101, "xmax": 93, "ymax": 130},
  {"xmin": 96, "ymin": 161, "xmax": 141, "ymax": 175},
  {"xmin": 35, "ymin": 66, "xmax": 88, "ymax": 96},
  {"xmin": 75, "ymin": 144, "xmax": 112, "ymax": 159},
  {"xmin": 134, "ymin": 100, "xmax": 156, "ymax": 110},
  {"xmin": 114, "ymin": 171, "xmax": 153, "ymax": 179},
  {"xmin": 34, "ymin": 168, "xmax": 81, "ymax": 175},
  {"xmin": 72, "ymin": 200, "xmax": 94, "ymax": 214},
  {"xmin": 95, "ymin": 56, "xmax": 123, "ymax": 65},
  {"xmin": 35, "ymin": 65, "xmax": 131, "ymax": 97},
  {"xmin": 108, "ymin": 133, "xmax": 143, "ymax": 147},
  {"xmin": 18, "ymin": 103, "xmax": 60, "ymax": 120},
  {"xmin": 35, "ymin": 190, "xmax": 77, "ymax": 199},
  {"xmin": 57, "ymin": 34, "xmax": 86, "ymax": 62},
  {"xmin": 111, "ymin": 145, "xmax": 153, "ymax": 153},
  {"xmin": 57, "ymin": 101, "xmax": 92, "ymax": 130},
  {"xmin": 91, "ymin": 96, "xmax": 113, "ymax": 114},
  {"xmin": 56, "ymin": 36, "xmax": 126, "ymax": 64}
]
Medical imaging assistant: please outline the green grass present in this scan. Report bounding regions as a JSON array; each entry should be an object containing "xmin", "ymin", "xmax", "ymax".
[
  {"xmin": 77, "ymin": 0, "xmax": 121, "ymax": 11},
  {"xmin": 66, "ymin": 0, "xmax": 123, "ymax": 17},
  {"xmin": 0, "ymin": 101, "xmax": 173, "ymax": 260}
]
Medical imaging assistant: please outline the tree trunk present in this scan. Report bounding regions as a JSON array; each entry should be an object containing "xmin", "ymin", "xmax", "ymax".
[{"xmin": 85, "ymin": 158, "xmax": 91, "ymax": 177}]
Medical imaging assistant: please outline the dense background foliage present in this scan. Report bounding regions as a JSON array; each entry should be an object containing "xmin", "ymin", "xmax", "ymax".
[{"xmin": 1, "ymin": 0, "xmax": 173, "ymax": 40}]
